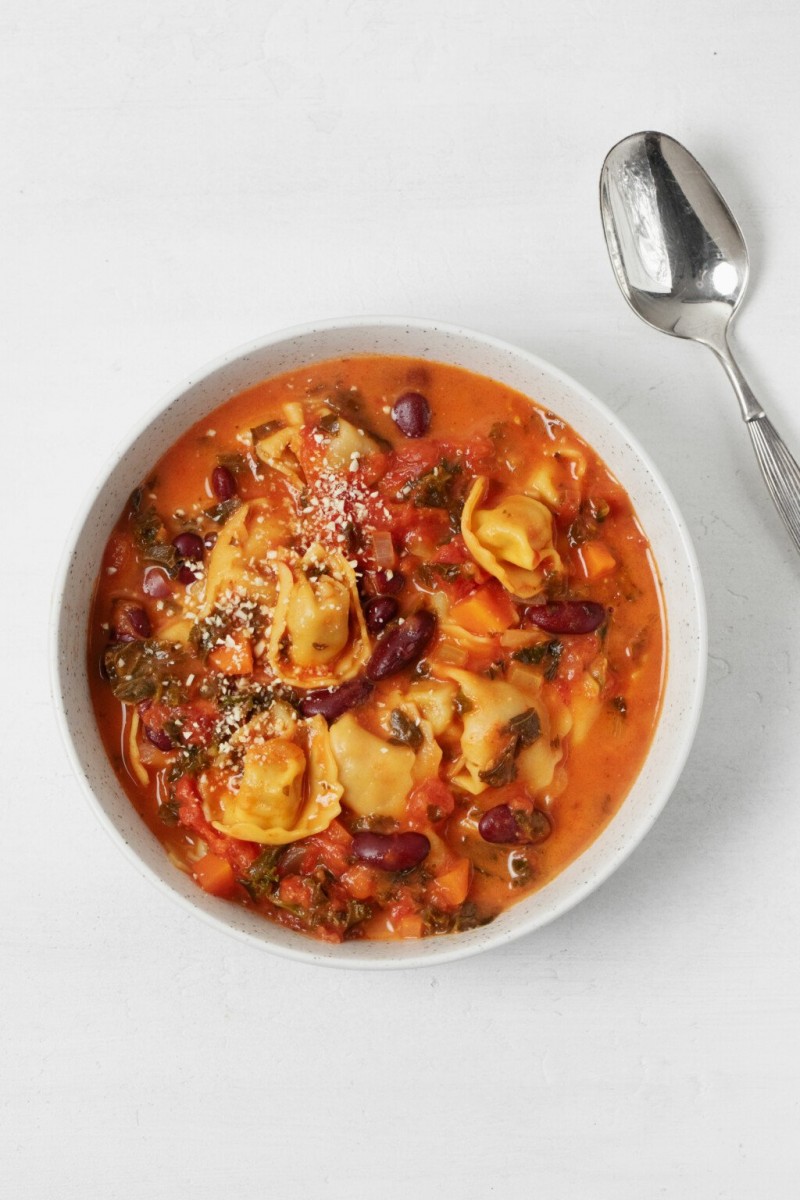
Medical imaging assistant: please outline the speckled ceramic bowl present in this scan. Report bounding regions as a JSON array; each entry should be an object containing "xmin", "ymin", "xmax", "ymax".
[{"xmin": 51, "ymin": 317, "xmax": 706, "ymax": 968}]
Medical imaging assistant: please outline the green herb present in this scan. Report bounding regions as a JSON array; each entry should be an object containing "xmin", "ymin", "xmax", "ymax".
[
  {"xmin": 103, "ymin": 639, "xmax": 185, "ymax": 705},
  {"xmin": 405, "ymin": 459, "xmax": 466, "ymax": 518},
  {"xmin": 388, "ymin": 709, "xmax": 424, "ymax": 750},
  {"xmin": 251, "ymin": 419, "xmax": 285, "ymax": 441},
  {"xmin": 318, "ymin": 412, "xmax": 341, "ymax": 435},
  {"xmin": 166, "ymin": 743, "xmax": 212, "ymax": 781},
  {"xmin": 422, "ymin": 901, "xmax": 493, "ymax": 935},
  {"xmin": 205, "ymin": 497, "xmax": 242, "ymax": 525},
  {"xmin": 217, "ymin": 452, "xmax": 247, "ymax": 474},
  {"xmin": 142, "ymin": 541, "xmax": 178, "ymax": 572},
  {"xmin": 507, "ymin": 708, "xmax": 541, "ymax": 748},
  {"xmin": 416, "ymin": 561, "xmax": 464, "ymax": 587},
  {"xmin": 478, "ymin": 740, "xmax": 518, "ymax": 787},
  {"xmin": 611, "ymin": 695, "xmax": 628, "ymax": 717},
  {"xmin": 158, "ymin": 799, "xmax": 180, "ymax": 826},
  {"xmin": 477, "ymin": 708, "xmax": 542, "ymax": 787},
  {"xmin": 509, "ymin": 853, "xmax": 534, "ymax": 887},
  {"xmin": 514, "ymin": 809, "xmax": 551, "ymax": 843},
  {"xmin": 242, "ymin": 847, "xmax": 284, "ymax": 900},
  {"xmin": 453, "ymin": 688, "xmax": 474, "ymax": 716},
  {"xmin": 512, "ymin": 639, "xmax": 563, "ymax": 680}
]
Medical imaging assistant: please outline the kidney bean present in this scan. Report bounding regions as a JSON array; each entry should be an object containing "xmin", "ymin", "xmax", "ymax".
[
  {"xmin": 352, "ymin": 831, "xmax": 430, "ymax": 872},
  {"xmin": 521, "ymin": 600, "xmax": 606, "ymax": 635},
  {"xmin": 478, "ymin": 804, "xmax": 520, "ymax": 844},
  {"xmin": 142, "ymin": 566, "xmax": 172, "ymax": 599},
  {"xmin": 211, "ymin": 464, "xmax": 237, "ymax": 501},
  {"xmin": 110, "ymin": 600, "xmax": 151, "ymax": 642},
  {"xmin": 299, "ymin": 677, "xmax": 374, "ymax": 721},
  {"xmin": 366, "ymin": 610, "xmax": 436, "ymax": 681},
  {"xmin": 364, "ymin": 568, "xmax": 405, "ymax": 597},
  {"xmin": 478, "ymin": 804, "xmax": 552, "ymax": 845},
  {"xmin": 144, "ymin": 724, "xmax": 173, "ymax": 751},
  {"xmin": 364, "ymin": 595, "xmax": 399, "ymax": 634},
  {"xmin": 172, "ymin": 531, "xmax": 205, "ymax": 561},
  {"xmin": 391, "ymin": 391, "xmax": 431, "ymax": 438}
]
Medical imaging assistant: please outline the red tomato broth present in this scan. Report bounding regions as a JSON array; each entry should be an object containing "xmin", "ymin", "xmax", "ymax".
[{"xmin": 88, "ymin": 355, "xmax": 665, "ymax": 942}]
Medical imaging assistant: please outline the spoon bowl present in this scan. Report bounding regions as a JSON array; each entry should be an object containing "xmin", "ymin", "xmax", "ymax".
[{"xmin": 601, "ymin": 130, "xmax": 800, "ymax": 552}]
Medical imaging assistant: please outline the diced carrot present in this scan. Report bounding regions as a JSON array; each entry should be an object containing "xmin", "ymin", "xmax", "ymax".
[
  {"xmin": 429, "ymin": 858, "xmax": 471, "ymax": 909},
  {"xmin": 339, "ymin": 864, "xmax": 377, "ymax": 901},
  {"xmin": 208, "ymin": 635, "xmax": 254, "ymax": 676},
  {"xmin": 449, "ymin": 582, "xmax": 517, "ymax": 635},
  {"xmin": 580, "ymin": 541, "xmax": 616, "ymax": 580},
  {"xmin": 394, "ymin": 914, "xmax": 425, "ymax": 939},
  {"xmin": 193, "ymin": 853, "xmax": 237, "ymax": 897}
]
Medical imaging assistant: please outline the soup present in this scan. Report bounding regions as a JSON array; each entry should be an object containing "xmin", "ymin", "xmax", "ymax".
[{"xmin": 89, "ymin": 356, "xmax": 665, "ymax": 941}]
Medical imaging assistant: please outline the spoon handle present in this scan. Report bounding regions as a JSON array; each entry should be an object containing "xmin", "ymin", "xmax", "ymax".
[
  {"xmin": 712, "ymin": 338, "xmax": 800, "ymax": 554},
  {"xmin": 746, "ymin": 415, "xmax": 800, "ymax": 554}
]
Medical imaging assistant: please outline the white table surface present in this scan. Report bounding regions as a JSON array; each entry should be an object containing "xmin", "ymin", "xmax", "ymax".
[{"xmin": 4, "ymin": 2, "xmax": 800, "ymax": 1196}]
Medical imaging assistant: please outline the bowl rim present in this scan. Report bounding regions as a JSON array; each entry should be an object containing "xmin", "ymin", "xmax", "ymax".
[{"xmin": 50, "ymin": 314, "xmax": 707, "ymax": 969}]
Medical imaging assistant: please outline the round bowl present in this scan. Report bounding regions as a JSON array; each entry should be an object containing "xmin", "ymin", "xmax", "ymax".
[{"xmin": 51, "ymin": 316, "xmax": 706, "ymax": 968}]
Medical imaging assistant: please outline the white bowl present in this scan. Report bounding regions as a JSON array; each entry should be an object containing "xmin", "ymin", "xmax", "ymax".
[{"xmin": 51, "ymin": 317, "xmax": 706, "ymax": 968}]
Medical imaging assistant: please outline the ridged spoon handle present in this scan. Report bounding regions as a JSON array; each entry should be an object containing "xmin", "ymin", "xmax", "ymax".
[
  {"xmin": 711, "ymin": 336, "xmax": 800, "ymax": 554},
  {"xmin": 746, "ymin": 415, "xmax": 800, "ymax": 553}
]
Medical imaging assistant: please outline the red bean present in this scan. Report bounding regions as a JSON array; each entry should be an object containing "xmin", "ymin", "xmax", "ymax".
[
  {"xmin": 366, "ymin": 610, "xmax": 436, "ymax": 681},
  {"xmin": 172, "ymin": 532, "xmax": 205, "ymax": 561},
  {"xmin": 352, "ymin": 831, "xmax": 430, "ymax": 872},
  {"xmin": 521, "ymin": 600, "xmax": 606, "ymax": 635},
  {"xmin": 391, "ymin": 392, "xmax": 431, "ymax": 438},
  {"xmin": 145, "ymin": 724, "xmax": 173, "ymax": 751},
  {"xmin": 211, "ymin": 465, "xmax": 237, "ymax": 501},
  {"xmin": 364, "ymin": 569, "xmax": 405, "ymax": 597},
  {"xmin": 478, "ymin": 804, "xmax": 520, "ymax": 844},
  {"xmin": 364, "ymin": 595, "xmax": 398, "ymax": 634},
  {"xmin": 478, "ymin": 804, "xmax": 552, "ymax": 845},
  {"xmin": 110, "ymin": 600, "xmax": 151, "ymax": 642},
  {"xmin": 299, "ymin": 677, "xmax": 374, "ymax": 721},
  {"xmin": 142, "ymin": 566, "xmax": 172, "ymax": 598}
]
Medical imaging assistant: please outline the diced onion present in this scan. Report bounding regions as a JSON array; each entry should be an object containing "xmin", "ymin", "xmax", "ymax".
[{"xmin": 370, "ymin": 530, "xmax": 396, "ymax": 569}]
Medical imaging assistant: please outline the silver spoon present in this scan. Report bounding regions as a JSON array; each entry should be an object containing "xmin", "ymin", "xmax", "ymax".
[{"xmin": 600, "ymin": 130, "xmax": 800, "ymax": 554}]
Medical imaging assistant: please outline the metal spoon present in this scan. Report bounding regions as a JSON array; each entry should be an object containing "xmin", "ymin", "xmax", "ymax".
[{"xmin": 600, "ymin": 130, "xmax": 800, "ymax": 554}]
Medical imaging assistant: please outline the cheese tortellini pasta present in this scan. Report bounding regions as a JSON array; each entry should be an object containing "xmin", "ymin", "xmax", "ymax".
[
  {"xmin": 461, "ymin": 477, "xmax": 563, "ymax": 600},
  {"xmin": 268, "ymin": 543, "xmax": 370, "ymax": 687},
  {"xmin": 201, "ymin": 704, "xmax": 343, "ymax": 844}
]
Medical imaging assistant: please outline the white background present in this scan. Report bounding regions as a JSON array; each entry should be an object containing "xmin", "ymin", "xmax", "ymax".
[{"xmin": 4, "ymin": 2, "xmax": 800, "ymax": 1196}]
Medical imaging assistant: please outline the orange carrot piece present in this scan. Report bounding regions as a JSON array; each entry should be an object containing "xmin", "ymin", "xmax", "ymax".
[
  {"xmin": 429, "ymin": 858, "xmax": 471, "ymax": 909},
  {"xmin": 208, "ymin": 635, "xmax": 254, "ymax": 676},
  {"xmin": 449, "ymin": 583, "xmax": 516, "ymax": 635},
  {"xmin": 193, "ymin": 853, "xmax": 237, "ymax": 897},
  {"xmin": 580, "ymin": 542, "xmax": 616, "ymax": 580}
]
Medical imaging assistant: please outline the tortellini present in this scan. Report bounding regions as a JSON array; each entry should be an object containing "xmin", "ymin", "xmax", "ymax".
[
  {"xmin": 199, "ymin": 500, "xmax": 284, "ymax": 617},
  {"xmin": 329, "ymin": 713, "xmax": 415, "ymax": 819},
  {"xmin": 526, "ymin": 446, "xmax": 587, "ymax": 511},
  {"xmin": 201, "ymin": 705, "xmax": 343, "ymax": 844},
  {"xmin": 436, "ymin": 666, "xmax": 571, "ymax": 797},
  {"xmin": 268, "ymin": 543, "xmax": 370, "ymax": 687},
  {"xmin": 254, "ymin": 423, "xmax": 304, "ymax": 489},
  {"xmin": 321, "ymin": 417, "xmax": 383, "ymax": 471},
  {"xmin": 461, "ymin": 477, "xmax": 563, "ymax": 600}
]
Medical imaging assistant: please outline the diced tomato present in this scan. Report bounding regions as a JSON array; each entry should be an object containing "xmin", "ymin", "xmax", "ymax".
[
  {"xmin": 430, "ymin": 536, "xmax": 471, "ymax": 565},
  {"xmin": 174, "ymin": 775, "xmax": 259, "ymax": 875},
  {"xmin": 103, "ymin": 531, "xmax": 134, "ymax": 575},
  {"xmin": 405, "ymin": 778, "xmax": 455, "ymax": 828},
  {"xmin": 339, "ymin": 863, "xmax": 378, "ymax": 901},
  {"xmin": 278, "ymin": 875, "xmax": 315, "ymax": 909},
  {"xmin": 298, "ymin": 819, "xmax": 353, "ymax": 878}
]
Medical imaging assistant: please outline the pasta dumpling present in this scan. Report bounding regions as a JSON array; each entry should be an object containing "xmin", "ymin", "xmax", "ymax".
[
  {"xmin": 254, "ymin": 424, "xmax": 304, "ymax": 489},
  {"xmin": 436, "ymin": 666, "xmax": 570, "ymax": 797},
  {"xmin": 202, "ymin": 707, "xmax": 343, "ymax": 844},
  {"xmin": 461, "ymin": 477, "xmax": 562, "ymax": 600},
  {"xmin": 268, "ymin": 543, "xmax": 370, "ymax": 686},
  {"xmin": 329, "ymin": 713, "xmax": 415, "ymax": 819},
  {"xmin": 321, "ymin": 418, "xmax": 383, "ymax": 471}
]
